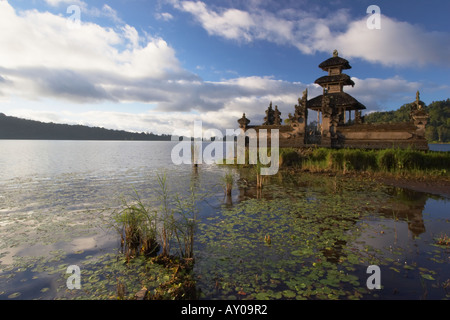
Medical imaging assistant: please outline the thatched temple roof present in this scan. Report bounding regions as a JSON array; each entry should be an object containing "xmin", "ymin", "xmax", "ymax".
[
  {"xmin": 307, "ymin": 92, "xmax": 366, "ymax": 111},
  {"xmin": 318, "ymin": 56, "xmax": 352, "ymax": 71},
  {"xmin": 314, "ymin": 74, "xmax": 355, "ymax": 87}
]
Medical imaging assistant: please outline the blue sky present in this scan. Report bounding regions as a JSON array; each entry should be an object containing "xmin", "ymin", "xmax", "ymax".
[{"xmin": 0, "ymin": 0, "xmax": 449, "ymax": 134}]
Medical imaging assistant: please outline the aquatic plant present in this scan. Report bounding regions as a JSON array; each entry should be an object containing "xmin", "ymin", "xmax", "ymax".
[
  {"xmin": 435, "ymin": 233, "xmax": 450, "ymax": 246},
  {"xmin": 156, "ymin": 172, "xmax": 174, "ymax": 257},
  {"xmin": 290, "ymin": 147, "xmax": 450, "ymax": 176},
  {"xmin": 221, "ymin": 172, "xmax": 234, "ymax": 196},
  {"xmin": 279, "ymin": 148, "xmax": 301, "ymax": 167},
  {"xmin": 112, "ymin": 172, "xmax": 201, "ymax": 261},
  {"xmin": 172, "ymin": 180, "xmax": 199, "ymax": 259},
  {"xmin": 112, "ymin": 190, "xmax": 159, "ymax": 262},
  {"xmin": 378, "ymin": 149, "xmax": 397, "ymax": 171},
  {"xmin": 327, "ymin": 149, "xmax": 344, "ymax": 171}
]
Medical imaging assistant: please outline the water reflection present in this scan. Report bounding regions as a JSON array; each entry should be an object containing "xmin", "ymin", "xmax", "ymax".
[
  {"xmin": 379, "ymin": 187, "xmax": 428, "ymax": 238},
  {"xmin": 1, "ymin": 140, "xmax": 449, "ymax": 300},
  {"xmin": 231, "ymin": 168, "xmax": 448, "ymax": 266}
]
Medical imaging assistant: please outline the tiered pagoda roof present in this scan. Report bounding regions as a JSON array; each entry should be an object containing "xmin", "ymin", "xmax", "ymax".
[
  {"xmin": 307, "ymin": 92, "xmax": 366, "ymax": 111},
  {"xmin": 318, "ymin": 55, "xmax": 352, "ymax": 71},
  {"xmin": 314, "ymin": 74, "xmax": 355, "ymax": 87},
  {"xmin": 307, "ymin": 50, "xmax": 366, "ymax": 112}
]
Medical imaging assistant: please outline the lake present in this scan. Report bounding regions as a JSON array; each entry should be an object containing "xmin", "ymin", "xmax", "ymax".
[
  {"xmin": 429, "ymin": 144, "xmax": 450, "ymax": 152},
  {"xmin": 0, "ymin": 140, "xmax": 449, "ymax": 300}
]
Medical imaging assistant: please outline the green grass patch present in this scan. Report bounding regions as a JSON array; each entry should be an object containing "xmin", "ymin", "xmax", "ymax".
[{"xmin": 295, "ymin": 147, "xmax": 450, "ymax": 176}]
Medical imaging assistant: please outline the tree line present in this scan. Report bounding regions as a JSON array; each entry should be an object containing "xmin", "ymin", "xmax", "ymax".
[
  {"xmin": 363, "ymin": 98, "xmax": 450, "ymax": 143},
  {"xmin": 0, "ymin": 113, "xmax": 171, "ymax": 141}
]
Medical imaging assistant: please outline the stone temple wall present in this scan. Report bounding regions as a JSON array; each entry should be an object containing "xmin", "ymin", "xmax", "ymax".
[
  {"xmin": 240, "ymin": 121, "xmax": 429, "ymax": 151},
  {"xmin": 238, "ymin": 92, "xmax": 429, "ymax": 151},
  {"xmin": 245, "ymin": 124, "xmax": 307, "ymax": 148},
  {"xmin": 334, "ymin": 123, "xmax": 429, "ymax": 150}
]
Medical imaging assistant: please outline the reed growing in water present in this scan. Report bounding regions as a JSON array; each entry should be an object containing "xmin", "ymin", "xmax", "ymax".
[
  {"xmin": 112, "ymin": 190, "xmax": 159, "ymax": 262},
  {"xmin": 278, "ymin": 147, "xmax": 450, "ymax": 177},
  {"xmin": 111, "ymin": 172, "xmax": 201, "ymax": 299},
  {"xmin": 221, "ymin": 171, "xmax": 234, "ymax": 196},
  {"xmin": 113, "ymin": 172, "xmax": 200, "ymax": 261}
]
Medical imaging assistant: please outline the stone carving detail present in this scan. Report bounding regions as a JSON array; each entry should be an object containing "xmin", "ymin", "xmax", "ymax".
[
  {"xmin": 330, "ymin": 112, "xmax": 339, "ymax": 138},
  {"xmin": 263, "ymin": 102, "xmax": 274, "ymax": 125},
  {"xmin": 237, "ymin": 113, "xmax": 250, "ymax": 129},
  {"xmin": 354, "ymin": 110, "xmax": 362, "ymax": 124},
  {"xmin": 321, "ymin": 94, "xmax": 332, "ymax": 118},
  {"xmin": 293, "ymin": 89, "xmax": 308, "ymax": 123},
  {"xmin": 287, "ymin": 113, "xmax": 295, "ymax": 122},
  {"xmin": 274, "ymin": 105, "xmax": 282, "ymax": 125},
  {"xmin": 416, "ymin": 90, "xmax": 422, "ymax": 110}
]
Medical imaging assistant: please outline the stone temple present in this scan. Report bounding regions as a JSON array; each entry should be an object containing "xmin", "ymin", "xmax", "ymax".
[{"xmin": 238, "ymin": 50, "xmax": 429, "ymax": 150}]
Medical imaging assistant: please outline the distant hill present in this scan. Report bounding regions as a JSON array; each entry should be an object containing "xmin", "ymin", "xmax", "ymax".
[
  {"xmin": 364, "ymin": 98, "xmax": 450, "ymax": 143},
  {"xmin": 0, "ymin": 113, "xmax": 171, "ymax": 141}
]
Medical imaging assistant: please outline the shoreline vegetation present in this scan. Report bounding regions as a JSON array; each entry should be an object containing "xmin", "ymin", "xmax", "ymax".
[
  {"xmin": 277, "ymin": 147, "xmax": 450, "ymax": 197},
  {"xmin": 219, "ymin": 147, "xmax": 450, "ymax": 198},
  {"xmin": 110, "ymin": 173, "xmax": 200, "ymax": 300},
  {"xmin": 111, "ymin": 147, "xmax": 449, "ymax": 300}
]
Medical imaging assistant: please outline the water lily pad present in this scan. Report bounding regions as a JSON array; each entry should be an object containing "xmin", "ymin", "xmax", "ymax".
[
  {"xmin": 254, "ymin": 292, "xmax": 270, "ymax": 300},
  {"xmin": 421, "ymin": 274, "xmax": 435, "ymax": 281},
  {"xmin": 282, "ymin": 290, "xmax": 296, "ymax": 298},
  {"xmin": 291, "ymin": 250, "xmax": 305, "ymax": 256},
  {"xmin": 8, "ymin": 292, "xmax": 21, "ymax": 299}
]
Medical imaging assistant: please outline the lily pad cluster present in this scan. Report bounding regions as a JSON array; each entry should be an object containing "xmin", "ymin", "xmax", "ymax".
[{"xmin": 194, "ymin": 172, "xmax": 450, "ymax": 300}]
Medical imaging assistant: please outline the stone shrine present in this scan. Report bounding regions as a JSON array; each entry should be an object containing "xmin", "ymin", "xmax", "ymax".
[{"xmin": 238, "ymin": 50, "xmax": 429, "ymax": 150}]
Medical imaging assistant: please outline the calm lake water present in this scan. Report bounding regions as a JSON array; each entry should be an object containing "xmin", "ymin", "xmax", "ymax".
[
  {"xmin": 429, "ymin": 144, "xmax": 450, "ymax": 152},
  {"xmin": 0, "ymin": 140, "xmax": 449, "ymax": 300}
]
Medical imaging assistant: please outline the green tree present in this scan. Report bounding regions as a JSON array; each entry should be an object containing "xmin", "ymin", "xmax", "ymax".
[
  {"xmin": 425, "ymin": 126, "xmax": 438, "ymax": 142},
  {"xmin": 364, "ymin": 98, "xmax": 450, "ymax": 143}
]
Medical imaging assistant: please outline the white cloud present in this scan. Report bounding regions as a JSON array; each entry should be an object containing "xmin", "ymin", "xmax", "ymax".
[
  {"xmin": 348, "ymin": 76, "xmax": 422, "ymax": 111},
  {"xmin": 328, "ymin": 16, "xmax": 450, "ymax": 67},
  {"xmin": 44, "ymin": 0, "xmax": 123, "ymax": 24},
  {"xmin": 99, "ymin": 4, "xmax": 123, "ymax": 24},
  {"xmin": 44, "ymin": 0, "xmax": 86, "ymax": 7},
  {"xmin": 0, "ymin": 1, "xmax": 434, "ymax": 135},
  {"xmin": 155, "ymin": 12, "xmax": 174, "ymax": 21},
  {"xmin": 172, "ymin": 0, "xmax": 450, "ymax": 67},
  {"xmin": 0, "ymin": 1, "xmax": 188, "ymax": 103}
]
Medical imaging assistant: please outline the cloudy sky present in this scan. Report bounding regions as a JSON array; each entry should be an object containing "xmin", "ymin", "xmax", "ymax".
[{"xmin": 0, "ymin": 0, "xmax": 449, "ymax": 135}]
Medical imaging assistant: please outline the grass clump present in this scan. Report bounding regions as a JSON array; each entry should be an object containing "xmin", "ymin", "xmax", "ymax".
[
  {"xmin": 296, "ymin": 147, "xmax": 450, "ymax": 177},
  {"xmin": 378, "ymin": 149, "xmax": 397, "ymax": 171},
  {"xmin": 113, "ymin": 190, "xmax": 159, "ymax": 262},
  {"xmin": 221, "ymin": 172, "xmax": 234, "ymax": 196},
  {"xmin": 111, "ymin": 172, "xmax": 201, "ymax": 299},
  {"xmin": 279, "ymin": 148, "xmax": 302, "ymax": 167}
]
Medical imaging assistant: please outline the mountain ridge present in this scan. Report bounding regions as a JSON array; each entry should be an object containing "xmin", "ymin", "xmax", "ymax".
[{"xmin": 0, "ymin": 113, "xmax": 171, "ymax": 141}]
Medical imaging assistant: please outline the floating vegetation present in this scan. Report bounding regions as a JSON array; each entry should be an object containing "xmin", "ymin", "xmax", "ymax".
[
  {"xmin": 195, "ymin": 185, "xmax": 377, "ymax": 300},
  {"xmin": 435, "ymin": 233, "xmax": 450, "ymax": 247},
  {"xmin": 194, "ymin": 172, "xmax": 450, "ymax": 300},
  {"xmin": 0, "ymin": 158, "xmax": 449, "ymax": 300}
]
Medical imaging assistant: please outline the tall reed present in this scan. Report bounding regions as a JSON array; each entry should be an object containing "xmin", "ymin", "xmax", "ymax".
[
  {"xmin": 297, "ymin": 147, "xmax": 450, "ymax": 175},
  {"xmin": 112, "ymin": 172, "xmax": 201, "ymax": 262},
  {"xmin": 112, "ymin": 190, "xmax": 159, "ymax": 262},
  {"xmin": 221, "ymin": 171, "xmax": 234, "ymax": 196}
]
